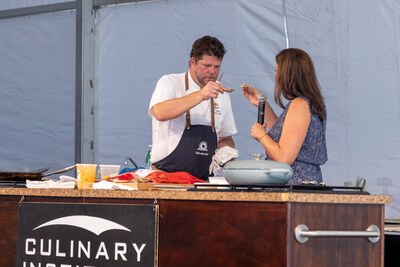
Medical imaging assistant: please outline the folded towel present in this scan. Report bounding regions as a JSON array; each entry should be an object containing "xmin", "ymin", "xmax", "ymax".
[
  {"xmin": 26, "ymin": 179, "xmax": 76, "ymax": 189},
  {"xmin": 59, "ymin": 175, "xmax": 77, "ymax": 183}
]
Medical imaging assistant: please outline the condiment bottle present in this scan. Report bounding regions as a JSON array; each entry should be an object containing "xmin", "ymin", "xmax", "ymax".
[{"xmin": 145, "ymin": 145, "xmax": 152, "ymax": 169}]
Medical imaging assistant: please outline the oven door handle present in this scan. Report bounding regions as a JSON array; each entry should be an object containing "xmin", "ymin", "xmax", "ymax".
[{"xmin": 294, "ymin": 224, "xmax": 381, "ymax": 243}]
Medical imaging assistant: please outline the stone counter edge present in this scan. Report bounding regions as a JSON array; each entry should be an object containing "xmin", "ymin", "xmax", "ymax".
[{"xmin": 0, "ymin": 187, "xmax": 391, "ymax": 204}]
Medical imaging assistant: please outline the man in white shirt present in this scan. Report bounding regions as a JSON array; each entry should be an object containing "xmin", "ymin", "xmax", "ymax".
[{"xmin": 148, "ymin": 35, "xmax": 237, "ymax": 180}]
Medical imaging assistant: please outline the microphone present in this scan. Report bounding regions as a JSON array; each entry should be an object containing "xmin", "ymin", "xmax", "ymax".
[{"xmin": 257, "ymin": 94, "xmax": 266, "ymax": 124}]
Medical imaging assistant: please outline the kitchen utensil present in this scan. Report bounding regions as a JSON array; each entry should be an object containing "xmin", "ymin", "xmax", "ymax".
[
  {"xmin": 124, "ymin": 157, "xmax": 139, "ymax": 169},
  {"xmin": 42, "ymin": 165, "xmax": 75, "ymax": 177},
  {"xmin": 0, "ymin": 171, "xmax": 43, "ymax": 181},
  {"xmin": 31, "ymin": 167, "xmax": 50, "ymax": 174},
  {"xmin": 0, "ymin": 165, "xmax": 76, "ymax": 181},
  {"xmin": 223, "ymin": 160, "xmax": 293, "ymax": 185},
  {"xmin": 120, "ymin": 157, "xmax": 141, "ymax": 174},
  {"xmin": 217, "ymin": 72, "xmax": 224, "ymax": 83},
  {"xmin": 214, "ymin": 72, "xmax": 235, "ymax": 93}
]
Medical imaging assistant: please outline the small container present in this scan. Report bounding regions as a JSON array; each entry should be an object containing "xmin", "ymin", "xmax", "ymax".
[
  {"xmin": 99, "ymin": 164, "xmax": 121, "ymax": 180},
  {"xmin": 76, "ymin": 164, "xmax": 97, "ymax": 189}
]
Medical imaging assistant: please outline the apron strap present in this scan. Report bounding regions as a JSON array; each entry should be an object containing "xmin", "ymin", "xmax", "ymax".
[
  {"xmin": 185, "ymin": 72, "xmax": 191, "ymax": 130},
  {"xmin": 185, "ymin": 72, "xmax": 215, "ymax": 132},
  {"xmin": 210, "ymin": 98, "xmax": 215, "ymax": 132}
]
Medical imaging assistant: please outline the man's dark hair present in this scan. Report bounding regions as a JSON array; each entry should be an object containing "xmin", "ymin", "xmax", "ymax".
[{"xmin": 189, "ymin": 35, "xmax": 226, "ymax": 66}]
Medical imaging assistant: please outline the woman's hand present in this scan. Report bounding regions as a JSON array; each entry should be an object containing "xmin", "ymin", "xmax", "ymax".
[
  {"xmin": 241, "ymin": 84, "xmax": 261, "ymax": 107},
  {"xmin": 251, "ymin": 122, "xmax": 268, "ymax": 141}
]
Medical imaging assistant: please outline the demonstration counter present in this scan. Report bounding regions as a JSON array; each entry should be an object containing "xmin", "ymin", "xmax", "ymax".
[{"xmin": 0, "ymin": 187, "xmax": 391, "ymax": 266}]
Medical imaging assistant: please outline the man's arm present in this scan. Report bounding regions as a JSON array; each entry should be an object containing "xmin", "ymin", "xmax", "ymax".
[
  {"xmin": 218, "ymin": 136, "xmax": 235, "ymax": 149},
  {"xmin": 153, "ymin": 81, "xmax": 227, "ymax": 121},
  {"xmin": 152, "ymin": 91, "xmax": 203, "ymax": 121}
]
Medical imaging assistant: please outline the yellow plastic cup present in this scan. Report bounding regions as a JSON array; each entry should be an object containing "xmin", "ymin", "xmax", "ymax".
[{"xmin": 76, "ymin": 164, "xmax": 97, "ymax": 189}]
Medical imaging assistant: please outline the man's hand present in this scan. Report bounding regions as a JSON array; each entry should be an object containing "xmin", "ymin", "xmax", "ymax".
[{"xmin": 200, "ymin": 81, "xmax": 227, "ymax": 100}]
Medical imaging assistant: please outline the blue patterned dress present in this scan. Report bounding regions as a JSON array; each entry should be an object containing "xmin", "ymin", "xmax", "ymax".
[{"xmin": 265, "ymin": 97, "xmax": 328, "ymax": 185}]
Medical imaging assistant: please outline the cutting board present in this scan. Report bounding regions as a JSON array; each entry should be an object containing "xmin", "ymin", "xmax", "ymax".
[{"xmin": 120, "ymin": 182, "xmax": 195, "ymax": 190}]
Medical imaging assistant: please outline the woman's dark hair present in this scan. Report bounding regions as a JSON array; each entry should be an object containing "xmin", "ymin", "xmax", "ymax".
[
  {"xmin": 274, "ymin": 48, "xmax": 326, "ymax": 121},
  {"xmin": 189, "ymin": 36, "xmax": 226, "ymax": 66}
]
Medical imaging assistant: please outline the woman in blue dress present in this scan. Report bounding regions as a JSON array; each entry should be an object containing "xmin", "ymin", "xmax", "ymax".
[{"xmin": 242, "ymin": 48, "xmax": 327, "ymax": 185}]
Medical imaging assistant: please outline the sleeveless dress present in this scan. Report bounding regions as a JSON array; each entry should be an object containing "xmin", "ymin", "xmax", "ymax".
[{"xmin": 266, "ymin": 97, "xmax": 328, "ymax": 185}]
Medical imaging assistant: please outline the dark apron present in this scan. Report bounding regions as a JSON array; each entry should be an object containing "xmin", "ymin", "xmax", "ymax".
[{"xmin": 153, "ymin": 72, "xmax": 217, "ymax": 180}]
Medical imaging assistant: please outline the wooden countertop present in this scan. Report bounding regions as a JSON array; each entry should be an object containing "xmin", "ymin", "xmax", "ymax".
[{"xmin": 0, "ymin": 187, "xmax": 391, "ymax": 204}]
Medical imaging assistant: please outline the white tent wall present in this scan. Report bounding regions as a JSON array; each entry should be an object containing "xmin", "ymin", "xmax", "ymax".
[
  {"xmin": 0, "ymin": 11, "xmax": 76, "ymax": 172},
  {"xmin": 0, "ymin": 0, "xmax": 399, "ymax": 218},
  {"xmin": 96, "ymin": 0, "xmax": 286, "ymax": 166},
  {"xmin": 97, "ymin": 0, "xmax": 400, "ymax": 219},
  {"xmin": 283, "ymin": 0, "xmax": 400, "ymax": 218}
]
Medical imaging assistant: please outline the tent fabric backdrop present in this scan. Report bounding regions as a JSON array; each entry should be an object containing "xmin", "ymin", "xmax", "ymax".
[
  {"xmin": 96, "ymin": 0, "xmax": 400, "ymax": 218},
  {"xmin": 0, "ymin": 0, "xmax": 399, "ymax": 218},
  {"xmin": 0, "ymin": 10, "xmax": 76, "ymax": 173},
  {"xmin": 0, "ymin": 0, "xmax": 67, "ymax": 10},
  {"xmin": 96, "ymin": 0, "xmax": 285, "ymax": 167}
]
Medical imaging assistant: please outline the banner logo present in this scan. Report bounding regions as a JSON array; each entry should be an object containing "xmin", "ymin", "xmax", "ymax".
[
  {"xmin": 17, "ymin": 203, "xmax": 158, "ymax": 266},
  {"xmin": 33, "ymin": 215, "xmax": 131, "ymax": 235}
]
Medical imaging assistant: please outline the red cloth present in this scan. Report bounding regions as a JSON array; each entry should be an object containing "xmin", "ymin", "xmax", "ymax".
[
  {"xmin": 145, "ymin": 171, "xmax": 205, "ymax": 184},
  {"xmin": 105, "ymin": 170, "xmax": 205, "ymax": 184}
]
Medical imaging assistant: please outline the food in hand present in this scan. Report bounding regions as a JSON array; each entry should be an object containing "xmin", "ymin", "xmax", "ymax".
[{"xmin": 241, "ymin": 84, "xmax": 249, "ymax": 90}]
